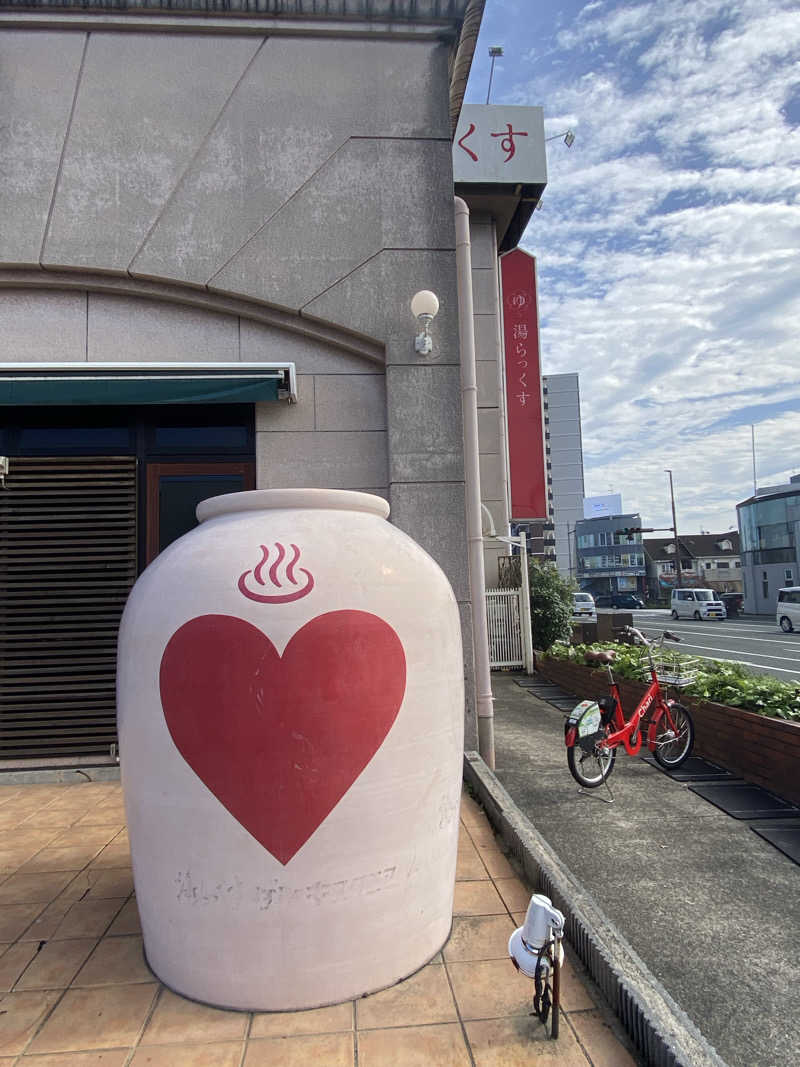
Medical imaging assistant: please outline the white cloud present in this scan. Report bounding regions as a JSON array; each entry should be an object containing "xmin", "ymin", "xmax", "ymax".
[{"xmin": 499, "ymin": 0, "xmax": 800, "ymax": 530}]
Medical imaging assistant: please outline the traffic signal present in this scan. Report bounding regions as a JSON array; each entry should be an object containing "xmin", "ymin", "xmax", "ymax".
[{"xmin": 616, "ymin": 527, "xmax": 642, "ymax": 541}]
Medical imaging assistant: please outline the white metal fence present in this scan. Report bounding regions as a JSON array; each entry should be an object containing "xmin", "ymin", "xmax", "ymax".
[{"xmin": 485, "ymin": 588, "xmax": 523, "ymax": 668}]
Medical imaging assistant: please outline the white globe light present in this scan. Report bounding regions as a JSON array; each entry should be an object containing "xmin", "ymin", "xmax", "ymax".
[{"xmin": 410, "ymin": 290, "xmax": 439, "ymax": 320}]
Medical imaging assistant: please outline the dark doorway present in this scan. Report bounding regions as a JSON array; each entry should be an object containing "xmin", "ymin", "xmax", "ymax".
[
  {"xmin": 146, "ymin": 461, "xmax": 255, "ymax": 564},
  {"xmin": 0, "ymin": 405, "xmax": 256, "ymax": 762}
]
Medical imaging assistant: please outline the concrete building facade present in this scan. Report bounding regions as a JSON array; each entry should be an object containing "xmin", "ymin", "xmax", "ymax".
[
  {"xmin": 737, "ymin": 476, "xmax": 800, "ymax": 614},
  {"xmin": 0, "ymin": 0, "xmax": 488, "ymax": 760}
]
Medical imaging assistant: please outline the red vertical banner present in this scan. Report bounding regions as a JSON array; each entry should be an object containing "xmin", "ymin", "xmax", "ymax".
[{"xmin": 500, "ymin": 248, "xmax": 547, "ymax": 520}]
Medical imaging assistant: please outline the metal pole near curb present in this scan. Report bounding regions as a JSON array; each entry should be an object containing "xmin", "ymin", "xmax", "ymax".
[
  {"xmin": 665, "ymin": 469, "xmax": 681, "ymax": 580},
  {"xmin": 517, "ymin": 533, "xmax": 534, "ymax": 674}
]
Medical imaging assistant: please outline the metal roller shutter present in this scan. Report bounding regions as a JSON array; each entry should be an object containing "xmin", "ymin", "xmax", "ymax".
[{"xmin": 0, "ymin": 456, "xmax": 137, "ymax": 763}]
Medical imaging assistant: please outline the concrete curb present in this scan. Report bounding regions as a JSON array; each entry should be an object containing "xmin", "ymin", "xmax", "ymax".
[
  {"xmin": 463, "ymin": 750, "xmax": 729, "ymax": 1067},
  {"xmin": 0, "ymin": 766, "xmax": 121, "ymax": 785}
]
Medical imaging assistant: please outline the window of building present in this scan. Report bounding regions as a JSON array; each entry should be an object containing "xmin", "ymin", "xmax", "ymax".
[{"xmin": 785, "ymin": 569, "xmax": 794, "ymax": 584}]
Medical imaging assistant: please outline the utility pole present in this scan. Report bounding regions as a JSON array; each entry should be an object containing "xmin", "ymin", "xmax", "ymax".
[
  {"xmin": 751, "ymin": 424, "xmax": 757, "ymax": 496},
  {"xmin": 665, "ymin": 469, "xmax": 681, "ymax": 584}
]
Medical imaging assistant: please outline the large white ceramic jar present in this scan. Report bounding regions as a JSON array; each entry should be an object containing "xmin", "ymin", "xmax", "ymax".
[{"xmin": 116, "ymin": 488, "xmax": 464, "ymax": 1011}]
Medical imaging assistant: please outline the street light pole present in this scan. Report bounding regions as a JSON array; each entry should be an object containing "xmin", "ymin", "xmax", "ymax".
[
  {"xmin": 486, "ymin": 46, "xmax": 503, "ymax": 104},
  {"xmin": 665, "ymin": 469, "xmax": 681, "ymax": 584}
]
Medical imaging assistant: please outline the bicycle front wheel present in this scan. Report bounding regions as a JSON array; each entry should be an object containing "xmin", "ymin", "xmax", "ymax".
[
  {"xmin": 652, "ymin": 703, "xmax": 694, "ymax": 768},
  {"xmin": 567, "ymin": 743, "xmax": 616, "ymax": 788}
]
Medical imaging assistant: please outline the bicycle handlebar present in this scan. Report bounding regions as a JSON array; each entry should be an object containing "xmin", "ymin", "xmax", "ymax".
[
  {"xmin": 585, "ymin": 627, "xmax": 682, "ymax": 672},
  {"xmin": 622, "ymin": 626, "xmax": 681, "ymax": 645}
]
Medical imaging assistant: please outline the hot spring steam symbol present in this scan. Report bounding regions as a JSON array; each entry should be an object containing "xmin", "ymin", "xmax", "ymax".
[{"xmin": 237, "ymin": 543, "xmax": 315, "ymax": 604}]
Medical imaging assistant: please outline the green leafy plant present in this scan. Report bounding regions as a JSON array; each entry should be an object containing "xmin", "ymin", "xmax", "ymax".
[
  {"xmin": 528, "ymin": 558, "xmax": 574, "ymax": 653},
  {"xmin": 546, "ymin": 641, "xmax": 800, "ymax": 722}
]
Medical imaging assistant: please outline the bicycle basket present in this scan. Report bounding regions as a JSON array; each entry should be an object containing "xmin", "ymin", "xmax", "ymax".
[{"xmin": 639, "ymin": 654, "xmax": 698, "ymax": 687}]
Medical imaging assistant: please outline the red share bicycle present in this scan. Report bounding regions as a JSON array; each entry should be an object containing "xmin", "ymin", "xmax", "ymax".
[{"xmin": 564, "ymin": 626, "xmax": 696, "ymax": 789}]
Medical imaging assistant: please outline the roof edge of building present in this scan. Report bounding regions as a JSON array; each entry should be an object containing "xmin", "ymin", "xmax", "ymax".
[
  {"xmin": 449, "ymin": 0, "xmax": 484, "ymax": 136},
  {"xmin": 0, "ymin": 0, "xmax": 473, "ymax": 17}
]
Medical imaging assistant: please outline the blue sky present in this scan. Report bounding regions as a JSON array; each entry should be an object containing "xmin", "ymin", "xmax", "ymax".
[{"xmin": 465, "ymin": 0, "xmax": 800, "ymax": 534}]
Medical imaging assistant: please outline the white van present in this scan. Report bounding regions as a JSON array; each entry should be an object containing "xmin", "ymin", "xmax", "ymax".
[
  {"xmin": 670, "ymin": 588, "xmax": 726, "ymax": 620},
  {"xmin": 572, "ymin": 592, "xmax": 596, "ymax": 620},
  {"xmin": 776, "ymin": 587, "xmax": 800, "ymax": 633}
]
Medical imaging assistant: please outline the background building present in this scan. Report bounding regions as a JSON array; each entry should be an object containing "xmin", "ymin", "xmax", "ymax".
[
  {"xmin": 644, "ymin": 534, "xmax": 742, "ymax": 602},
  {"xmin": 542, "ymin": 373, "xmax": 584, "ymax": 578},
  {"xmin": 737, "ymin": 476, "xmax": 800, "ymax": 614},
  {"xmin": 574, "ymin": 513, "xmax": 646, "ymax": 598}
]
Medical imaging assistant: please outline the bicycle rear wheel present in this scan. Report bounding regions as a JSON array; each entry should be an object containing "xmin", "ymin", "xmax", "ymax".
[
  {"xmin": 652, "ymin": 703, "xmax": 694, "ymax": 768},
  {"xmin": 567, "ymin": 743, "xmax": 616, "ymax": 788}
]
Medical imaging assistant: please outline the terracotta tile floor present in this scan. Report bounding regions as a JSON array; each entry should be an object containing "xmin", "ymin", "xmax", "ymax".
[{"xmin": 0, "ymin": 782, "xmax": 639, "ymax": 1065}]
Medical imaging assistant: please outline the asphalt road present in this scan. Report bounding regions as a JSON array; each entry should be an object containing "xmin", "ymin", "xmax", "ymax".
[{"xmin": 601, "ymin": 609, "xmax": 800, "ymax": 681}]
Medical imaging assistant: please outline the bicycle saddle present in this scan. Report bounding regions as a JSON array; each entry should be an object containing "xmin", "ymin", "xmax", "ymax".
[{"xmin": 584, "ymin": 649, "xmax": 617, "ymax": 665}]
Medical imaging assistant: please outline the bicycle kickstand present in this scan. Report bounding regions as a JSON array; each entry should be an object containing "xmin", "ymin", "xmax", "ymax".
[{"xmin": 577, "ymin": 773, "xmax": 614, "ymax": 805}]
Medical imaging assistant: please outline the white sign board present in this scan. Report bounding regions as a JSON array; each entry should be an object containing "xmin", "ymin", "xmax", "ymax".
[
  {"xmin": 453, "ymin": 105, "xmax": 547, "ymax": 185},
  {"xmin": 583, "ymin": 494, "xmax": 623, "ymax": 519}
]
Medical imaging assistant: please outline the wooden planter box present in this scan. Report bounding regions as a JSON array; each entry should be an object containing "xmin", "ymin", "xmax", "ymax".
[{"xmin": 537, "ymin": 655, "xmax": 800, "ymax": 807}]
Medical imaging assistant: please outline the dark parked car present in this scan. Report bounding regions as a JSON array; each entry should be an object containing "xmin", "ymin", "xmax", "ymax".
[
  {"xmin": 720, "ymin": 592, "xmax": 743, "ymax": 617},
  {"xmin": 594, "ymin": 593, "xmax": 645, "ymax": 610}
]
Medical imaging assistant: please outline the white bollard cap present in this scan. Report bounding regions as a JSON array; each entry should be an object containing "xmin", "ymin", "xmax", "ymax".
[{"xmin": 508, "ymin": 894, "xmax": 565, "ymax": 978}]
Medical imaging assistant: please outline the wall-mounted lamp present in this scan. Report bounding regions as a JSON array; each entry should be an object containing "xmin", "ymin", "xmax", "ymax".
[
  {"xmin": 545, "ymin": 129, "xmax": 575, "ymax": 148},
  {"xmin": 411, "ymin": 290, "xmax": 440, "ymax": 356}
]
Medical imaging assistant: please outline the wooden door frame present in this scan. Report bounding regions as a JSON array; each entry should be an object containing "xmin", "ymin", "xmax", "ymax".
[{"xmin": 145, "ymin": 461, "xmax": 255, "ymax": 565}]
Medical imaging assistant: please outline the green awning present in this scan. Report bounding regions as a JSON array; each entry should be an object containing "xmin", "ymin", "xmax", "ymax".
[{"xmin": 0, "ymin": 370, "xmax": 283, "ymax": 406}]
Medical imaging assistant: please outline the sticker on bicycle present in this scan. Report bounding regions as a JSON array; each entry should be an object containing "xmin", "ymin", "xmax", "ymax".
[
  {"xmin": 577, "ymin": 707, "xmax": 601, "ymax": 737},
  {"xmin": 576, "ymin": 705, "xmax": 601, "ymax": 738},
  {"xmin": 567, "ymin": 699, "xmax": 597, "ymax": 725}
]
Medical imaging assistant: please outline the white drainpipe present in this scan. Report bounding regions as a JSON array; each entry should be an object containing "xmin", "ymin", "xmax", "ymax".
[{"xmin": 454, "ymin": 196, "xmax": 495, "ymax": 769}]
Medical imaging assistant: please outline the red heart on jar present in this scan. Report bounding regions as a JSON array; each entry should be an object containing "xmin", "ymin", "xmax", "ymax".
[{"xmin": 159, "ymin": 611, "xmax": 406, "ymax": 864}]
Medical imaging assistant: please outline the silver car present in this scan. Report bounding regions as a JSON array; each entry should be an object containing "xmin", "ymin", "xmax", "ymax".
[{"xmin": 572, "ymin": 592, "xmax": 596, "ymax": 619}]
